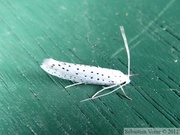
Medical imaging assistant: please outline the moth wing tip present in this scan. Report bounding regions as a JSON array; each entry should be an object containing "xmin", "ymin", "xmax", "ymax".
[{"xmin": 40, "ymin": 58, "xmax": 54, "ymax": 68}]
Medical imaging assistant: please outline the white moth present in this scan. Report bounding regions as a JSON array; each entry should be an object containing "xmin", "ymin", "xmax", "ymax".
[{"xmin": 41, "ymin": 26, "xmax": 133, "ymax": 102}]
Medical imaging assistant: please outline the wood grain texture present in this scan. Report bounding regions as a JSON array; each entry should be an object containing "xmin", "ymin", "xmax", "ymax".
[{"xmin": 0, "ymin": 0, "xmax": 179, "ymax": 134}]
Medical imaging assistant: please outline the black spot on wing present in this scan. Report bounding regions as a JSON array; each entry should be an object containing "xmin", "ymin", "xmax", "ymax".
[
  {"xmin": 51, "ymin": 64, "xmax": 55, "ymax": 68},
  {"xmin": 121, "ymin": 81, "xmax": 126, "ymax": 85}
]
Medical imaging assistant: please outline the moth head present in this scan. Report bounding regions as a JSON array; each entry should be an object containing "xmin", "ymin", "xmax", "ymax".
[
  {"xmin": 121, "ymin": 74, "xmax": 138, "ymax": 85},
  {"xmin": 121, "ymin": 75, "xmax": 131, "ymax": 85}
]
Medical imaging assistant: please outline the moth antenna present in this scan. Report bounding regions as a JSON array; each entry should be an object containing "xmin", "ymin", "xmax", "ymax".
[
  {"xmin": 119, "ymin": 26, "xmax": 130, "ymax": 76},
  {"xmin": 129, "ymin": 74, "xmax": 139, "ymax": 77}
]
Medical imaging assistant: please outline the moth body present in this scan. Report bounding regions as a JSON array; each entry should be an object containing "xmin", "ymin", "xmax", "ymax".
[{"xmin": 41, "ymin": 58, "xmax": 130, "ymax": 86}]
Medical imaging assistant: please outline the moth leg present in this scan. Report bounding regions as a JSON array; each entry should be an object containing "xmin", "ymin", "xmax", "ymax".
[
  {"xmin": 80, "ymin": 85, "xmax": 132, "ymax": 102},
  {"xmin": 120, "ymin": 85, "xmax": 132, "ymax": 100},
  {"xmin": 65, "ymin": 82, "xmax": 83, "ymax": 88},
  {"xmin": 81, "ymin": 85, "xmax": 120, "ymax": 102},
  {"xmin": 80, "ymin": 97, "xmax": 94, "ymax": 102},
  {"xmin": 94, "ymin": 86, "xmax": 132, "ymax": 100},
  {"xmin": 80, "ymin": 85, "xmax": 117, "ymax": 102},
  {"xmin": 92, "ymin": 85, "xmax": 118, "ymax": 98}
]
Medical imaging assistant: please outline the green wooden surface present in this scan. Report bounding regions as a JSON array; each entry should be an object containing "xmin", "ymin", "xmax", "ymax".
[{"xmin": 0, "ymin": 0, "xmax": 179, "ymax": 134}]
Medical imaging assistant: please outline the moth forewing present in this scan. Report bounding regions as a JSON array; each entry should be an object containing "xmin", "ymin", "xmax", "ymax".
[{"xmin": 41, "ymin": 58, "xmax": 126, "ymax": 86}]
